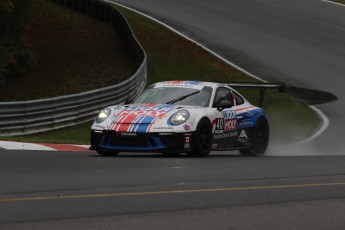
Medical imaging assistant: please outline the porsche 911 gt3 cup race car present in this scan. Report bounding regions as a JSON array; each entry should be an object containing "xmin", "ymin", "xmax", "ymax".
[{"xmin": 90, "ymin": 81, "xmax": 284, "ymax": 157}]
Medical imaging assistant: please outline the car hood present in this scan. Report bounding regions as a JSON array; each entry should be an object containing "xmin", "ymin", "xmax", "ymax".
[{"xmin": 109, "ymin": 104, "xmax": 195, "ymax": 133}]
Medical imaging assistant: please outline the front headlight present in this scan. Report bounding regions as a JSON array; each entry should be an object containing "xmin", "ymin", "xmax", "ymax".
[
  {"xmin": 169, "ymin": 110, "xmax": 190, "ymax": 125},
  {"xmin": 96, "ymin": 108, "xmax": 111, "ymax": 123}
]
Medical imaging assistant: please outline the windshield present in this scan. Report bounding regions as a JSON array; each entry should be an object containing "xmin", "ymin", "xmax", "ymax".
[{"xmin": 132, "ymin": 86, "xmax": 213, "ymax": 107}]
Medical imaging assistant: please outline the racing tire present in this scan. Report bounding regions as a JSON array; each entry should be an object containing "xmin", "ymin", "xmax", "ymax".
[
  {"xmin": 240, "ymin": 117, "xmax": 269, "ymax": 156},
  {"xmin": 96, "ymin": 151, "xmax": 119, "ymax": 157},
  {"xmin": 187, "ymin": 119, "xmax": 212, "ymax": 157}
]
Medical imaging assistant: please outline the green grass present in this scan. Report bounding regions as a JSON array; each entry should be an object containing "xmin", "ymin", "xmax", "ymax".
[
  {"xmin": 0, "ymin": 2, "xmax": 320, "ymax": 145},
  {"xmin": 121, "ymin": 8, "xmax": 249, "ymax": 85}
]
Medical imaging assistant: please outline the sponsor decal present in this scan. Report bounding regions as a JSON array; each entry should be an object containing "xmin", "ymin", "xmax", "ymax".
[
  {"xmin": 239, "ymin": 130, "xmax": 248, "ymax": 139},
  {"xmin": 223, "ymin": 110, "xmax": 236, "ymax": 120},
  {"xmin": 238, "ymin": 120, "xmax": 254, "ymax": 127},
  {"xmin": 183, "ymin": 124, "xmax": 191, "ymax": 131},
  {"xmin": 213, "ymin": 131, "xmax": 238, "ymax": 140},
  {"xmin": 117, "ymin": 110, "xmax": 168, "ymax": 117},
  {"xmin": 125, "ymin": 104, "xmax": 174, "ymax": 112},
  {"xmin": 120, "ymin": 132, "xmax": 137, "ymax": 136},
  {"xmin": 223, "ymin": 110, "xmax": 237, "ymax": 131},
  {"xmin": 224, "ymin": 120, "xmax": 237, "ymax": 131},
  {"xmin": 152, "ymin": 127, "xmax": 173, "ymax": 130},
  {"xmin": 166, "ymin": 80, "xmax": 202, "ymax": 85},
  {"xmin": 185, "ymin": 136, "xmax": 190, "ymax": 143},
  {"xmin": 236, "ymin": 115, "xmax": 244, "ymax": 120},
  {"xmin": 238, "ymin": 130, "xmax": 249, "ymax": 143},
  {"xmin": 118, "ymin": 104, "xmax": 174, "ymax": 117}
]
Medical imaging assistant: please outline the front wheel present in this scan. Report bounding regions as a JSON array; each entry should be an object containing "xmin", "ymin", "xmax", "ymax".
[
  {"xmin": 240, "ymin": 117, "xmax": 269, "ymax": 156},
  {"xmin": 187, "ymin": 119, "xmax": 212, "ymax": 157}
]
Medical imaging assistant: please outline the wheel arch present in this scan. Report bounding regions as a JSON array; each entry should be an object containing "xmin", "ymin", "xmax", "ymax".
[
  {"xmin": 197, "ymin": 116, "xmax": 212, "ymax": 125},
  {"xmin": 189, "ymin": 109, "xmax": 214, "ymax": 131},
  {"xmin": 254, "ymin": 113, "xmax": 270, "ymax": 130},
  {"xmin": 249, "ymin": 109, "xmax": 270, "ymax": 130}
]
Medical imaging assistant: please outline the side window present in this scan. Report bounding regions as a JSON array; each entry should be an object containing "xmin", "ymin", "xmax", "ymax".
[
  {"xmin": 212, "ymin": 87, "xmax": 235, "ymax": 107},
  {"xmin": 233, "ymin": 91, "xmax": 245, "ymax": 105}
]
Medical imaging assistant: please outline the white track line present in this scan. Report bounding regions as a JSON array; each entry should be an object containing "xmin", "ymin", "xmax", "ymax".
[
  {"xmin": 105, "ymin": 0, "xmax": 330, "ymax": 144},
  {"xmin": 321, "ymin": 0, "xmax": 345, "ymax": 7},
  {"xmin": 288, "ymin": 106, "xmax": 330, "ymax": 146},
  {"xmin": 0, "ymin": 141, "xmax": 90, "ymax": 151},
  {"xmin": 305, "ymin": 106, "xmax": 330, "ymax": 143},
  {"xmin": 74, "ymin": 145, "xmax": 90, "ymax": 149}
]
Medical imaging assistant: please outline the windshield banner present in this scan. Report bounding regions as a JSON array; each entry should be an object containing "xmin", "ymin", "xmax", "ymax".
[{"xmin": 154, "ymin": 81, "xmax": 204, "ymax": 90}]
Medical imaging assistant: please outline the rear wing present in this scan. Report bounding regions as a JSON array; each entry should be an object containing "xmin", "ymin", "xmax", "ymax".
[{"xmin": 226, "ymin": 82, "xmax": 285, "ymax": 108}]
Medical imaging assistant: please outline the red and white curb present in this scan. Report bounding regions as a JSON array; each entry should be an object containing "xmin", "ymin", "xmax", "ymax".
[{"xmin": 0, "ymin": 141, "xmax": 91, "ymax": 151}]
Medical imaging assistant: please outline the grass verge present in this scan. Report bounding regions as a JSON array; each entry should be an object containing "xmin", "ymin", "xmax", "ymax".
[{"xmin": 1, "ymin": 2, "xmax": 320, "ymax": 145}]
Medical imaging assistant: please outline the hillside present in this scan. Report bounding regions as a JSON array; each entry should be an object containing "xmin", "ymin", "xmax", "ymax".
[{"xmin": 0, "ymin": 0, "xmax": 137, "ymax": 101}]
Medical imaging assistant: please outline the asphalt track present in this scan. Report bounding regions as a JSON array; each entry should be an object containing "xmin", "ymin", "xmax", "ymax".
[
  {"xmin": 1, "ymin": 150, "xmax": 345, "ymax": 229},
  {"xmin": 1, "ymin": 0, "xmax": 345, "ymax": 229}
]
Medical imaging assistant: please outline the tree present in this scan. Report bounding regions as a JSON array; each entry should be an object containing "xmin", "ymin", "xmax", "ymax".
[{"xmin": 0, "ymin": 0, "xmax": 33, "ymax": 81}]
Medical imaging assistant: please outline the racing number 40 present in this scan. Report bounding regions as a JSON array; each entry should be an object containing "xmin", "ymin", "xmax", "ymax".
[{"xmin": 216, "ymin": 118, "xmax": 224, "ymax": 130}]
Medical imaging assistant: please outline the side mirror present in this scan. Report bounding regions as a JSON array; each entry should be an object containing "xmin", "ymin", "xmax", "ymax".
[{"xmin": 216, "ymin": 100, "xmax": 233, "ymax": 111}]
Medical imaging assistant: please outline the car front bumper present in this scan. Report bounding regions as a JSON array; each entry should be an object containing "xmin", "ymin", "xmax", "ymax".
[{"xmin": 90, "ymin": 130, "xmax": 194, "ymax": 153}]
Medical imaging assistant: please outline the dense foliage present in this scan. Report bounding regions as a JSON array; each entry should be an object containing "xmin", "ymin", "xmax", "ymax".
[{"xmin": 0, "ymin": 0, "xmax": 33, "ymax": 81}]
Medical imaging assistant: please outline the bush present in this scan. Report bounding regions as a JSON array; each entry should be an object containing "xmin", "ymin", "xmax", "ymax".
[{"xmin": 0, "ymin": 0, "xmax": 33, "ymax": 79}]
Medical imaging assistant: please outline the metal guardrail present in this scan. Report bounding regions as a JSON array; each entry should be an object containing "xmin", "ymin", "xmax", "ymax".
[{"xmin": 0, "ymin": 0, "xmax": 147, "ymax": 136}]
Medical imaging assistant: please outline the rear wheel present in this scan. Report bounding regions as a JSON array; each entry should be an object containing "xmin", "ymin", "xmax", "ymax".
[
  {"xmin": 96, "ymin": 151, "xmax": 119, "ymax": 156},
  {"xmin": 187, "ymin": 119, "xmax": 212, "ymax": 157},
  {"xmin": 240, "ymin": 118, "xmax": 269, "ymax": 156}
]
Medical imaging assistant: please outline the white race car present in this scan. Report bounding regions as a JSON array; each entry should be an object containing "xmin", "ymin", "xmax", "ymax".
[{"xmin": 90, "ymin": 80, "xmax": 284, "ymax": 157}]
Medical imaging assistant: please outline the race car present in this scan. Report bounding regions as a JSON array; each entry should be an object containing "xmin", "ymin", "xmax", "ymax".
[{"xmin": 90, "ymin": 80, "xmax": 284, "ymax": 157}]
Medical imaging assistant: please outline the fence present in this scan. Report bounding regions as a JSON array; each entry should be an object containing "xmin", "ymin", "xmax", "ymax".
[{"xmin": 0, "ymin": 0, "xmax": 147, "ymax": 136}]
